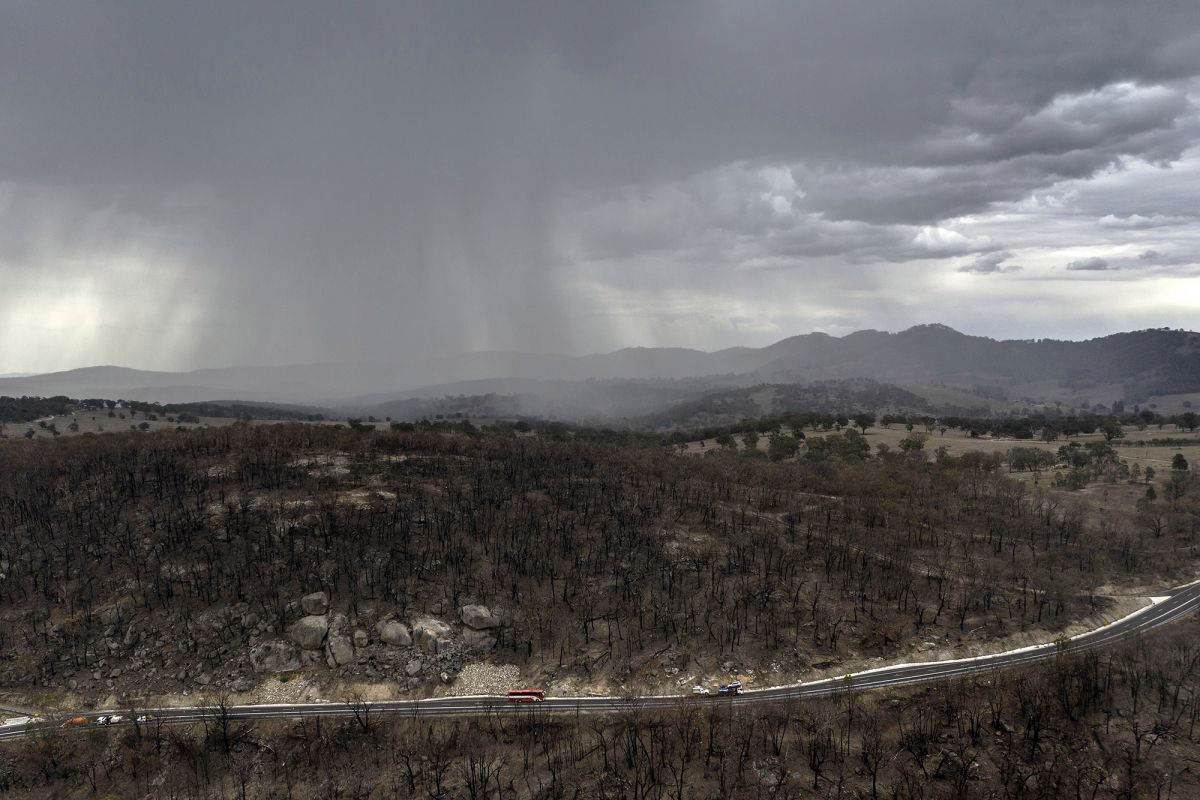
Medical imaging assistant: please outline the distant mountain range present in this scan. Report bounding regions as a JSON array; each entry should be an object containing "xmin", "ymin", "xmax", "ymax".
[{"xmin": 2, "ymin": 325, "xmax": 1198, "ymax": 420}]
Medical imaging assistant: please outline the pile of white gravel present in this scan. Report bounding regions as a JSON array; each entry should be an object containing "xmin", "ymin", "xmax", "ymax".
[{"xmin": 447, "ymin": 663, "xmax": 521, "ymax": 696}]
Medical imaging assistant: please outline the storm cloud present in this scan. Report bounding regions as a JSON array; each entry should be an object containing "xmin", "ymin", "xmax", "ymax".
[
  {"xmin": 959, "ymin": 252, "xmax": 1021, "ymax": 275},
  {"xmin": 2, "ymin": 1, "xmax": 1200, "ymax": 371},
  {"xmin": 1066, "ymin": 257, "xmax": 1112, "ymax": 272}
]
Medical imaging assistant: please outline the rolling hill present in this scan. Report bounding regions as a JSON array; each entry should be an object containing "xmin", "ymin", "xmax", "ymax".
[{"xmin": 2, "ymin": 326, "xmax": 1197, "ymax": 415}]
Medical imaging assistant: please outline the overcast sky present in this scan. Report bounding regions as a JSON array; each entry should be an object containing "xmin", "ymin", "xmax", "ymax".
[{"xmin": 3, "ymin": 1, "xmax": 1200, "ymax": 372}]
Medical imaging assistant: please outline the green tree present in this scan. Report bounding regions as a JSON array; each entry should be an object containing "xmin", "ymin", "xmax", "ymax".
[
  {"xmin": 1099, "ymin": 418, "xmax": 1125, "ymax": 442},
  {"xmin": 852, "ymin": 413, "xmax": 875, "ymax": 434},
  {"xmin": 1164, "ymin": 470, "xmax": 1193, "ymax": 501},
  {"xmin": 1008, "ymin": 447, "xmax": 1057, "ymax": 474},
  {"xmin": 767, "ymin": 432, "xmax": 799, "ymax": 462},
  {"xmin": 1173, "ymin": 453, "xmax": 1189, "ymax": 471}
]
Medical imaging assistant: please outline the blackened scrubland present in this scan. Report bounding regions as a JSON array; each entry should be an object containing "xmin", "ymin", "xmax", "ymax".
[
  {"xmin": 2, "ymin": 422, "xmax": 1196, "ymax": 701},
  {"xmin": 4, "ymin": 628, "xmax": 1200, "ymax": 799}
]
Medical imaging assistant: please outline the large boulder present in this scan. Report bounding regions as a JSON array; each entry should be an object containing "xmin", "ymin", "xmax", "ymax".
[
  {"xmin": 463, "ymin": 628, "xmax": 497, "ymax": 653},
  {"xmin": 412, "ymin": 616, "xmax": 452, "ymax": 654},
  {"xmin": 300, "ymin": 591, "xmax": 329, "ymax": 616},
  {"xmin": 99, "ymin": 597, "xmax": 135, "ymax": 627},
  {"xmin": 287, "ymin": 615, "xmax": 329, "ymax": 651},
  {"xmin": 376, "ymin": 620, "xmax": 411, "ymax": 647},
  {"xmin": 250, "ymin": 640, "xmax": 301, "ymax": 673},
  {"xmin": 459, "ymin": 604, "xmax": 501, "ymax": 630},
  {"xmin": 122, "ymin": 620, "xmax": 144, "ymax": 648},
  {"xmin": 326, "ymin": 634, "xmax": 355, "ymax": 667}
]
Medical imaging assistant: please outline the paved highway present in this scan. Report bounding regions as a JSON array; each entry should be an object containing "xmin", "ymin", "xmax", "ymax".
[{"xmin": 4, "ymin": 579, "xmax": 1200, "ymax": 742}]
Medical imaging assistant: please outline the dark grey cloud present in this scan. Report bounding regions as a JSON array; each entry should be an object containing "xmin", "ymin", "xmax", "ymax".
[
  {"xmin": 918, "ymin": 84, "xmax": 1189, "ymax": 167},
  {"xmin": 1, "ymin": 1, "xmax": 1200, "ymax": 370},
  {"xmin": 793, "ymin": 83, "xmax": 1197, "ymax": 225},
  {"xmin": 959, "ymin": 252, "xmax": 1021, "ymax": 274},
  {"xmin": 1066, "ymin": 257, "xmax": 1111, "ymax": 271},
  {"xmin": 1135, "ymin": 249, "xmax": 1200, "ymax": 268}
]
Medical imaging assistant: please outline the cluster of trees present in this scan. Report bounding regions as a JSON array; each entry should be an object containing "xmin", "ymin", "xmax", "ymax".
[
  {"xmin": 123, "ymin": 400, "xmax": 326, "ymax": 422},
  {"xmin": 0, "ymin": 396, "xmax": 78, "ymax": 424},
  {"xmin": 665, "ymin": 410, "xmax": 1200, "ymax": 458},
  {"xmin": 1001, "ymin": 440, "xmax": 1196, "ymax": 503},
  {"xmin": 5, "ymin": 627, "xmax": 1200, "ymax": 798},
  {"xmin": 0, "ymin": 394, "xmax": 326, "ymax": 427},
  {"xmin": 941, "ymin": 410, "xmax": 1199, "ymax": 441},
  {"xmin": 1002, "ymin": 442, "xmax": 1129, "ymax": 483},
  {"xmin": 667, "ymin": 411, "xmax": 894, "ymax": 450},
  {"xmin": 636, "ymin": 379, "xmax": 949, "ymax": 431}
]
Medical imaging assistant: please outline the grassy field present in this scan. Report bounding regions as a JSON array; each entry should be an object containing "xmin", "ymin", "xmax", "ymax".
[
  {"xmin": 9, "ymin": 411, "xmax": 1200, "ymax": 476},
  {"xmin": 683, "ymin": 422, "xmax": 1200, "ymax": 475},
  {"xmin": 1142, "ymin": 391, "xmax": 1200, "ymax": 415},
  {"xmin": 680, "ymin": 422, "xmax": 1200, "ymax": 563}
]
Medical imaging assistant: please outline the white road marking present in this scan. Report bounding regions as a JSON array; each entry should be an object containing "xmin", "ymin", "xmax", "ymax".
[{"xmin": 6, "ymin": 583, "xmax": 1199, "ymax": 742}]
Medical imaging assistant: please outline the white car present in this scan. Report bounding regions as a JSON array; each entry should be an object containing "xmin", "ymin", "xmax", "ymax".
[
  {"xmin": 691, "ymin": 685, "xmax": 709, "ymax": 695},
  {"xmin": 96, "ymin": 715, "xmax": 111, "ymax": 725}
]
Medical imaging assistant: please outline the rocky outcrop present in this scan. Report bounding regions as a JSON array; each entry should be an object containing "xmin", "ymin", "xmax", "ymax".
[
  {"xmin": 250, "ymin": 640, "xmax": 301, "ymax": 673},
  {"xmin": 412, "ymin": 616, "xmax": 452, "ymax": 654},
  {"xmin": 99, "ymin": 597, "xmax": 135, "ymax": 627},
  {"xmin": 459, "ymin": 604, "xmax": 501, "ymax": 630},
  {"xmin": 462, "ymin": 628, "xmax": 497, "ymax": 653},
  {"xmin": 301, "ymin": 591, "xmax": 329, "ymax": 616},
  {"xmin": 287, "ymin": 615, "xmax": 329, "ymax": 650},
  {"xmin": 353, "ymin": 628, "xmax": 369, "ymax": 648},
  {"xmin": 376, "ymin": 620, "xmax": 411, "ymax": 647},
  {"xmin": 122, "ymin": 620, "xmax": 144, "ymax": 648},
  {"xmin": 326, "ymin": 634, "xmax": 355, "ymax": 667}
]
